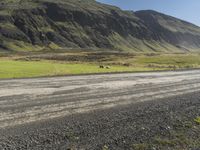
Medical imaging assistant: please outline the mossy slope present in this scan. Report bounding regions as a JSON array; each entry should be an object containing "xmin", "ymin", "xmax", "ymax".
[{"xmin": 0, "ymin": 0, "xmax": 200, "ymax": 52}]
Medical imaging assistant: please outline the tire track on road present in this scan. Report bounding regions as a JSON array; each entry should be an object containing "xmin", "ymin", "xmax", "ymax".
[{"xmin": 1, "ymin": 70, "xmax": 200, "ymax": 128}]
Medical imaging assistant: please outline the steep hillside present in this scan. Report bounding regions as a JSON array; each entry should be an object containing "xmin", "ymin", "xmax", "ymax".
[
  {"xmin": 0, "ymin": 0, "xmax": 200, "ymax": 52},
  {"xmin": 135, "ymin": 10, "xmax": 200, "ymax": 52}
]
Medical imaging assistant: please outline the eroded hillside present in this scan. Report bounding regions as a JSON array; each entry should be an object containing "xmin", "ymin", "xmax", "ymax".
[{"xmin": 0, "ymin": 0, "xmax": 200, "ymax": 52}]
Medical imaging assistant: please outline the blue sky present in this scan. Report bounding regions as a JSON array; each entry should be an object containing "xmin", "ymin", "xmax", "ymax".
[{"xmin": 97, "ymin": 0, "xmax": 200, "ymax": 26}]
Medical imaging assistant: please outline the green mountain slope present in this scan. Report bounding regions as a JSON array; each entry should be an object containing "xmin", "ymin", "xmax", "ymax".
[{"xmin": 0, "ymin": 0, "xmax": 200, "ymax": 52}]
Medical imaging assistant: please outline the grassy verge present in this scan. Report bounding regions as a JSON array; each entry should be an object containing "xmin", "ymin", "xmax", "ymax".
[
  {"xmin": 133, "ymin": 53, "xmax": 200, "ymax": 69},
  {"xmin": 0, "ymin": 52, "xmax": 199, "ymax": 79},
  {"xmin": 0, "ymin": 60, "xmax": 163, "ymax": 79}
]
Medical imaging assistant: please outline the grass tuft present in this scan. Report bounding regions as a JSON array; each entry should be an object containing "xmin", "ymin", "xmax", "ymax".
[{"xmin": 194, "ymin": 117, "xmax": 200, "ymax": 124}]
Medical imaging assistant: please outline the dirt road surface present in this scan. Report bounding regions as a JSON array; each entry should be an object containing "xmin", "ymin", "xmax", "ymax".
[{"xmin": 0, "ymin": 70, "xmax": 200, "ymax": 149}]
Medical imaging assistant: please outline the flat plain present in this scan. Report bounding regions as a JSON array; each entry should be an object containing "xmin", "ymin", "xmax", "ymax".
[{"xmin": 0, "ymin": 52, "xmax": 200, "ymax": 79}]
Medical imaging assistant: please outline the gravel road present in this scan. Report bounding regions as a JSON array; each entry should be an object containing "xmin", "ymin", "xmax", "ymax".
[{"xmin": 0, "ymin": 70, "xmax": 200, "ymax": 149}]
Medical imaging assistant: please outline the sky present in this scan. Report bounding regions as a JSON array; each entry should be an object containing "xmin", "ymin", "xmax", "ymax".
[{"xmin": 96, "ymin": 0, "xmax": 200, "ymax": 26}]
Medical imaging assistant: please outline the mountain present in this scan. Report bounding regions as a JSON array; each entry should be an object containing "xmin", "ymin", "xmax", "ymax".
[{"xmin": 0, "ymin": 0, "xmax": 200, "ymax": 52}]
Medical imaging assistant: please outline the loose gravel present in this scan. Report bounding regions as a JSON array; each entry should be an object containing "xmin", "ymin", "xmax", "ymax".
[{"xmin": 0, "ymin": 91, "xmax": 200, "ymax": 150}]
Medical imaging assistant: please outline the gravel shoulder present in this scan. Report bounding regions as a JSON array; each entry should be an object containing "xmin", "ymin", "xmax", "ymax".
[
  {"xmin": 0, "ymin": 70, "xmax": 200, "ymax": 150},
  {"xmin": 0, "ymin": 91, "xmax": 200, "ymax": 150},
  {"xmin": 1, "ymin": 70, "xmax": 200, "ymax": 129}
]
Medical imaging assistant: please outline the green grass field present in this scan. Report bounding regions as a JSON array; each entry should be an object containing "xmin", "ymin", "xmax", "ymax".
[
  {"xmin": 0, "ymin": 53, "xmax": 199, "ymax": 79},
  {"xmin": 133, "ymin": 54, "xmax": 200, "ymax": 68},
  {"xmin": 0, "ymin": 60, "xmax": 162, "ymax": 79}
]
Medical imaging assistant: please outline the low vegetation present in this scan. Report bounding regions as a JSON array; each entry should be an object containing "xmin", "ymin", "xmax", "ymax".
[
  {"xmin": 0, "ymin": 51, "xmax": 199, "ymax": 79},
  {"xmin": 0, "ymin": 59, "xmax": 159, "ymax": 79},
  {"xmin": 132, "ymin": 117, "xmax": 200, "ymax": 150},
  {"xmin": 194, "ymin": 117, "xmax": 200, "ymax": 124}
]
